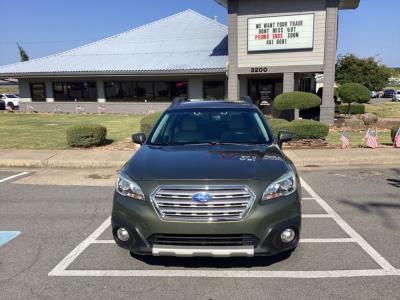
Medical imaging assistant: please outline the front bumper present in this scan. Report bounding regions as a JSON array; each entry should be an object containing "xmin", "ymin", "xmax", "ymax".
[{"xmin": 112, "ymin": 187, "xmax": 301, "ymax": 257}]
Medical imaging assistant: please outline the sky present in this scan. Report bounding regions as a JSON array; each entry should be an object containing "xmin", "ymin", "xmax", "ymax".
[{"xmin": 0, "ymin": 0, "xmax": 399, "ymax": 67}]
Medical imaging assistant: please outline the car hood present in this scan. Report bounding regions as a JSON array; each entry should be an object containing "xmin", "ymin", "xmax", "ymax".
[{"xmin": 123, "ymin": 144, "xmax": 292, "ymax": 181}]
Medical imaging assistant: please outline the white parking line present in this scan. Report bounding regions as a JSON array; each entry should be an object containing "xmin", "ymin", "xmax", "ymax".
[
  {"xmin": 0, "ymin": 172, "xmax": 29, "ymax": 184},
  {"xmin": 302, "ymin": 197, "xmax": 315, "ymax": 201},
  {"xmin": 300, "ymin": 238, "xmax": 356, "ymax": 243},
  {"xmin": 48, "ymin": 216, "xmax": 111, "ymax": 276},
  {"xmin": 300, "ymin": 178, "xmax": 397, "ymax": 273},
  {"xmin": 48, "ymin": 177, "xmax": 400, "ymax": 278},
  {"xmin": 50, "ymin": 269, "xmax": 400, "ymax": 278}
]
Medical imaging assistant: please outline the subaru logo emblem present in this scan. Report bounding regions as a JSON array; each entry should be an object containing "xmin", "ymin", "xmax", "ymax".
[{"xmin": 192, "ymin": 192, "xmax": 213, "ymax": 203}]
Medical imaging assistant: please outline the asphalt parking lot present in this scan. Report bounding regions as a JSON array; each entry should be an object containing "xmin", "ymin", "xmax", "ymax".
[{"xmin": 0, "ymin": 167, "xmax": 399, "ymax": 299}]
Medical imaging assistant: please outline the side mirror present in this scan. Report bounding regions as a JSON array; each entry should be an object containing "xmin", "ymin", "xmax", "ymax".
[
  {"xmin": 132, "ymin": 133, "xmax": 146, "ymax": 145},
  {"xmin": 277, "ymin": 131, "xmax": 293, "ymax": 149}
]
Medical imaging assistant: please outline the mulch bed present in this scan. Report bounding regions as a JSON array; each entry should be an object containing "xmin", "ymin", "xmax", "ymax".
[{"xmin": 284, "ymin": 139, "xmax": 336, "ymax": 149}]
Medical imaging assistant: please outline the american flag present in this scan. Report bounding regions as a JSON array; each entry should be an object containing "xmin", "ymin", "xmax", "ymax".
[
  {"xmin": 76, "ymin": 104, "xmax": 85, "ymax": 114},
  {"xmin": 98, "ymin": 104, "xmax": 107, "ymax": 114},
  {"xmin": 364, "ymin": 128, "xmax": 378, "ymax": 149},
  {"xmin": 394, "ymin": 128, "xmax": 400, "ymax": 148},
  {"xmin": 340, "ymin": 132, "xmax": 350, "ymax": 149},
  {"xmin": 147, "ymin": 105, "xmax": 155, "ymax": 115},
  {"xmin": 54, "ymin": 105, "xmax": 62, "ymax": 113}
]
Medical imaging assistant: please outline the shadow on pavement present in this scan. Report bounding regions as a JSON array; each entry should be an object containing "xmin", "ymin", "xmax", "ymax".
[
  {"xmin": 387, "ymin": 168, "xmax": 400, "ymax": 188},
  {"xmin": 338, "ymin": 197, "xmax": 400, "ymax": 230}
]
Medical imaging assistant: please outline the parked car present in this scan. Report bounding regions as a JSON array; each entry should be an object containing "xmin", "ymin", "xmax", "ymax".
[
  {"xmin": 383, "ymin": 89, "xmax": 396, "ymax": 99},
  {"xmin": 112, "ymin": 98, "xmax": 301, "ymax": 258},
  {"xmin": 371, "ymin": 91, "xmax": 380, "ymax": 98},
  {"xmin": 0, "ymin": 94, "xmax": 20, "ymax": 110},
  {"xmin": 394, "ymin": 90, "xmax": 400, "ymax": 102}
]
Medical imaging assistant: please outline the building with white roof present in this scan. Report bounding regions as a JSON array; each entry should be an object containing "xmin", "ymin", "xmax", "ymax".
[{"xmin": 0, "ymin": 0, "xmax": 360, "ymax": 122}]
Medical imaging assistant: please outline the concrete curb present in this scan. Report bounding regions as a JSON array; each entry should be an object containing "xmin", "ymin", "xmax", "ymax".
[
  {"xmin": 0, "ymin": 148, "xmax": 398, "ymax": 169},
  {"xmin": 0, "ymin": 150, "xmax": 133, "ymax": 169},
  {"xmin": 284, "ymin": 148, "xmax": 400, "ymax": 168}
]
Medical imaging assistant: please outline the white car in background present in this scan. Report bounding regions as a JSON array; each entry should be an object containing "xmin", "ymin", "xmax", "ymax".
[
  {"xmin": 0, "ymin": 94, "xmax": 20, "ymax": 110},
  {"xmin": 395, "ymin": 90, "xmax": 400, "ymax": 102}
]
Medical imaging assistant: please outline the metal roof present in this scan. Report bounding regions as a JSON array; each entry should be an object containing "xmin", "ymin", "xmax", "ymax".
[
  {"xmin": 215, "ymin": 0, "xmax": 360, "ymax": 9},
  {"xmin": 0, "ymin": 10, "xmax": 228, "ymax": 77}
]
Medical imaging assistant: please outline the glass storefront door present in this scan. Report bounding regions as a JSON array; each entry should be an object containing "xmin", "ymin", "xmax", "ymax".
[{"xmin": 248, "ymin": 79, "xmax": 282, "ymax": 115}]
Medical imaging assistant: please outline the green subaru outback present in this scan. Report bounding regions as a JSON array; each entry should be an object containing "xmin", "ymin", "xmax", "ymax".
[{"xmin": 112, "ymin": 99, "xmax": 301, "ymax": 257}]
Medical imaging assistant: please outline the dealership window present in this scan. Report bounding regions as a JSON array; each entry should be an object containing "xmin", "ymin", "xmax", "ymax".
[
  {"xmin": 136, "ymin": 82, "xmax": 154, "ymax": 101},
  {"xmin": 203, "ymin": 81, "xmax": 225, "ymax": 100},
  {"xmin": 105, "ymin": 81, "xmax": 133, "ymax": 101},
  {"xmin": 154, "ymin": 82, "xmax": 170, "ymax": 101},
  {"xmin": 53, "ymin": 81, "xmax": 97, "ymax": 101},
  {"xmin": 30, "ymin": 83, "xmax": 46, "ymax": 102},
  {"xmin": 105, "ymin": 81, "xmax": 188, "ymax": 102},
  {"xmin": 298, "ymin": 78, "xmax": 313, "ymax": 93}
]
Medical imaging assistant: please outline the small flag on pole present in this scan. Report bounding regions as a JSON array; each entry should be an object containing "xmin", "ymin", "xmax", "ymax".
[
  {"xmin": 394, "ymin": 128, "xmax": 400, "ymax": 148},
  {"xmin": 364, "ymin": 128, "xmax": 378, "ymax": 149},
  {"xmin": 27, "ymin": 103, "xmax": 35, "ymax": 113},
  {"xmin": 76, "ymin": 105, "xmax": 85, "ymax": 113},
  {"xmin": 147, "ymin": 105, "xmax": 155, "ymax": 115},
  {"xmin": 340, "ymin": 131, "xmax": 350, "ymax": 149},
  {"xmin": 54, "ymin": 105, "xmax": 62, "ymax": 113},
  {"xmin": 98, "ymin": 104, "xmax": 107, "ymax": 114}
]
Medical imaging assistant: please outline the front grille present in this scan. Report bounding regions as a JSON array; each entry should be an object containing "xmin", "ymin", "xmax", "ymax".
[
  {"xmin": 151, "ymin": 185, "xmax": 255, "ymax": 222},
  {"xmin": 148, "ymin": 234, "xmax": 259, "ymax": 247}
]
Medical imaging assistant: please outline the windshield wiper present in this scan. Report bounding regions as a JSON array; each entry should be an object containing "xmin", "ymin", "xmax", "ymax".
[
  {"xmin": 149, "ymin": 142, "xmax": 170, "ymax": 146},
  {"xmin": 209, "ymin": 142, "xmax": 263, "ymax": 145}
]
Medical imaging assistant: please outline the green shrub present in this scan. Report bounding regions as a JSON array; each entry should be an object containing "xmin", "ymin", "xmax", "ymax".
[
  {"xmin": 66, "ymin": 124, "xmax": 107, "ymax": 148},
  {"xmin": 274, "ymin": 91, "xmax": 321, "ymax": 110},
  {"xmin": 268, "ymin": 118, "xmax": 291, "ymax": 137},
  {"xmin": 391, "ymin": 127, "xmax": 400, "ymax": 142},
  {"xmin": 338, "ymin": 83, "xmax": 370, "ymax": 106},
  {"xmin": 336, "ymin": 104, "xmax": 365, "ymax": 115},
  {"xmin": 287, "ymin": 119, "xmax": 329, "ymax": 140},
  {"xmin": 140, "ymin": 112, "xmax": 163, "ymax": 136},
  {"xmin": 334, "ymin": 87, "xmax": 339, "ymax": 99}
]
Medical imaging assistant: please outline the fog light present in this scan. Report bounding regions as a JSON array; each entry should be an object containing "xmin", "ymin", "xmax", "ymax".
[
  {"xmin": 116, "ymin": 228, "xmax": 130, "ymax": 242},
  {"xmin": 280, "ymin": 228, "xmax": 296, "ymax": 243}
]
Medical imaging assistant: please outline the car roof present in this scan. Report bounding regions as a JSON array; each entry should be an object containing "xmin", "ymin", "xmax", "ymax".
[{"xmin": 167, "ymin": 100, "xmax": 256, "ymax": 111}]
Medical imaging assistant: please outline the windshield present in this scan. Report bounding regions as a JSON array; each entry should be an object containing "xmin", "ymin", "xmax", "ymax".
[
  {"xmin": 149, "ymin": 108, "xmax": 272, "ymax": 146},
  {"xmin": 5, "ymin": 94, "xmax": 18, "ymax": 98}
]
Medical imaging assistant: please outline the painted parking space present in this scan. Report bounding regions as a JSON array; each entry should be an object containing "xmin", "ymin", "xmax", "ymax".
[
  {"xmin": 0, "ymin": 231, "xmax": 21, "ymax": 247},
  {"xmin": 48, "ymin": 177, "xmax": 400, "ymax": 278},
  {"xmin": 0, "ymin": 172, "xmax": 26, "ymax": 248}
]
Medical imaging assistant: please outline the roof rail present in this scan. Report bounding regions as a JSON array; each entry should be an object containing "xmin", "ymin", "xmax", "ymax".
[
  {"xmin": 240, "ymin": 96, "xmax": 254, "ymax": 105},
  {"xmin": 171, "ymin": 97, "xmax": 189, "ymax": 106}
]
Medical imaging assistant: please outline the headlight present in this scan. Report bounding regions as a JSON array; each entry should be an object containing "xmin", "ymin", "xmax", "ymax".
[
  {"xmin": 116, "ymin": 174, "xmax": 145, "ymax": 200},
  {"xmin": 262, "ymin": 171, "xmax": 296, "ymax": 200}
]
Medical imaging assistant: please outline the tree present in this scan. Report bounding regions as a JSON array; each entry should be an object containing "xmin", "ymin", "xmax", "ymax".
[
  {"xmin": 336, "ymin": 54, "xmax": 391, "ymax": 91},
  {"xmin": 273, "ymin": 91, "xmax": 321, "ymax": 120},
  {"xmin": 338, "ymin": 83, "xmax": 370, "ymax": 116},
  {"xmin": 17, "ymin": 43, "xmax": 29, "ymax": 61}
]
